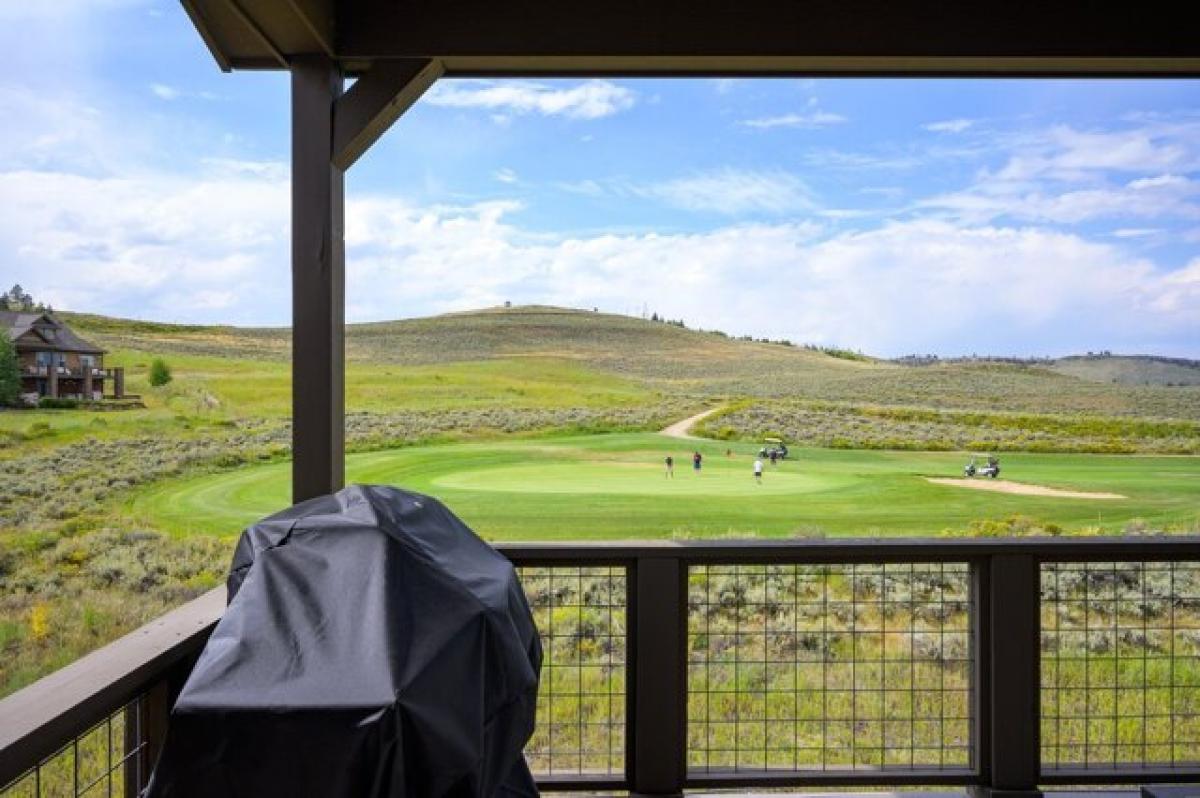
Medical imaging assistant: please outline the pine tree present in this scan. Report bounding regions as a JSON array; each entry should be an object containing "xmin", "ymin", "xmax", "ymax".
[
  {"xmin": 148, "ymin": 358, "xmax": 173, "ymax": 387},
  {"xmin": 5, "ymin": 284, "xmax": 33, "ymax": 311},
  {"xmin": 0, "ymin": 333, "xmax": 20, "ymax": 406}
]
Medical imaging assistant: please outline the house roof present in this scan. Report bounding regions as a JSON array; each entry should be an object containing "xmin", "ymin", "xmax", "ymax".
[
  {"xmin": 181, "ymin": 0, "xmax": 1200, "ymax": 76},
  {"xmin": 1, "ymin": 311, "xmax": 106, "ymax": 355}
]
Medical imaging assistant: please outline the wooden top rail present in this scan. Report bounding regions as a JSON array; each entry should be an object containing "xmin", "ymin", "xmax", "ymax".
[
  {"xmin": 496, "ymin": 535, "xmax": 1200, "ymax": 563},
  {"xmin": 0, "ymin": 588, "xmax": 224, "ymax": 787}
]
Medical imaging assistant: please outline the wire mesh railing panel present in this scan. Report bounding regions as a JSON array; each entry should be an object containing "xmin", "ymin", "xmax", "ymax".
[
  {"xmin": 686, "ymin": 562, "xmax": 974, "ymax": 774},
  {"xmin": 1041, "ymin": 560, "xmax": 1200, "ymax": 772},
  {"xmin": 518, "ymin": 565, "xmax": 627, "ymax": 779},
  {"xmin": 1, "ymin": 697, "xmax": 144, "ymax": 798}
]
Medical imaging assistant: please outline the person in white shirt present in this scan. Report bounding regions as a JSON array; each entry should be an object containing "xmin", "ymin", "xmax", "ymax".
[{"xmin": 753, "ymin": 458, "xmax": 764, "ymax": 483}]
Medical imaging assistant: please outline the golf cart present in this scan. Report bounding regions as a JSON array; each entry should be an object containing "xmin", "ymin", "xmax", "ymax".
[
  {"xmin": 759, "ymin": 437, "xmax": 789, "ymax": 460},
  {"xmin": 964, "ymin": 456, "xmax": 1000, "ymax": 479}
]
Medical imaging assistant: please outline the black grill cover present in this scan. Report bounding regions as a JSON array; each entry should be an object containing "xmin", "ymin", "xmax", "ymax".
[{"xmin": 146, "ymin": 484, "xmax": 542, "ymax": 798}]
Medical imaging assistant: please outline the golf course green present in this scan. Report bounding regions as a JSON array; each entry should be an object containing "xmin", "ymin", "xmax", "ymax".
[{"xmin": 127, "ymin": 433, "xmax": 1200, "ymax": 539}]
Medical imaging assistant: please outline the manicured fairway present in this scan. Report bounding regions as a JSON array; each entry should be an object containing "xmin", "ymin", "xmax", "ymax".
[{"xmin": 125, "ymin": 434, "xmax": 1200, "ymax": 539}]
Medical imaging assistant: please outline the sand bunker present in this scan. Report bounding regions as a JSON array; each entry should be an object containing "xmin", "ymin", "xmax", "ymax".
[{"xmin": 925, "ymin": 477, "xmax": 1126, "ymax": 500}]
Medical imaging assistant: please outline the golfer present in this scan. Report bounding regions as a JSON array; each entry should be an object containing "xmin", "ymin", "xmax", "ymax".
[
  {"xmin": 665, "ymin": 455, "xmax": 674, "ymax": 478},
  {"xmin": 754, "ymin": 458, "xmax": 764, "ymax": 483},
  {"xmin": 693, "ymin": 451, "xmax": 703, "ymax": 474}
]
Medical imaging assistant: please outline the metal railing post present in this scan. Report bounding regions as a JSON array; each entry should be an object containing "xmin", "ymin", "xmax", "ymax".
[
  {"xmin": 630, "ymin": 556, "xmax": 686, "ymax": 798},
  {"xmin": 975, "ymin": 554, "xmax": 1042, "ymax": 798}
]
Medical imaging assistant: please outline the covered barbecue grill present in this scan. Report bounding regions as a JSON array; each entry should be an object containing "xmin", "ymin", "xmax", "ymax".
[{"xmin": 146, "ymin": 484, "xmax": 542, "ymax": 798}]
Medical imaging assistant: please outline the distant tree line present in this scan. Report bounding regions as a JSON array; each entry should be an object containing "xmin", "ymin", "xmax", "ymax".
[
  {"xmin": 893, "ymin": 354, "xmax": 1056, "ymax": 367},
  {"xmin": 648, "ymin": 312, "xmax": 687, "ymax": 328},
  {"xmin": 644, "ymin": 310, "xmax": 868, "ymax": 359},
  {"xmin": 803, "ymin": 344, "xmax": 870, "ymax": 362},
  {"xmin": 894, "ymin": 352, "xmax": 1200, "ymax": 369},
  {"xmin": 4, "ymin": 284, "xmax": 51, "ymax": 313}
]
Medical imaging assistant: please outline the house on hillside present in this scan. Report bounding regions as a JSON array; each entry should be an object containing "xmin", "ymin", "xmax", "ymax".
[{"xmin": 1, "ymin": 311, "xmax": 125, "ymax": 401}]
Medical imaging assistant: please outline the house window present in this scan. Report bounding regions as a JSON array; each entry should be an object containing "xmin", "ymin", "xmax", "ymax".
[
  {"xmin": 81, "ymin": 355, "xmax": 95, "ymax": 368},
  {"xmin": 35, "ymin": 352, "xmax": 53, "ymax": 366}
]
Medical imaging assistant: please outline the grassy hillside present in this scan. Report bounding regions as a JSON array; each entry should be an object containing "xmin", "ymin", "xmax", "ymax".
[
  {"xmin": 61, "ymin": 306, "xmax": 1200, "ymax": 420},
  {"xmin": 1051, "ymin": 354, "xmax": 1200, "ymax": 386}
]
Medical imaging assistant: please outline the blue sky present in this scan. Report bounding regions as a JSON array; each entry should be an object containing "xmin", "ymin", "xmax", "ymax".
[{"xmin": 1, "ymin": 1, "xmax": 1199, "ymax": 357}]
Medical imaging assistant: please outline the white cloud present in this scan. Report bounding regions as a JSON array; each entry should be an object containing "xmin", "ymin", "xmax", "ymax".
[
  {"xmin": 800, "ymin": 148, "xmax": 921, "ymax": 171},
  {"xmin": 0, "ymin": 166, "xmax": 290, "ymax": 324},
  {"xmin": 1150, "ymin": 258, "xmax": 1200, "ymax": 314},
  {"xmin": 3, "ymin": 59, "xmax": 1197, "ymax": 356},
  {"xmin": 0, "ymin": 0, "xmax": 139, "ymax": 21},
  {"xmin": 555, "ymin": 179, "xmax": 606, "ymax": 197},
  {"xmin": 914, "ymin": 119, "xmax": 1200, "ymax": 227},
  {"xmin": 150, "ymin": 83, "xmax": 179, "ymax": 101},
  {"xmin": 425, "ymin": 80, "xmax": 636, "ymax": 120},
  {"xmin": 336, "ymin": 200, "xmax": 1199, "ymax": 356},
  {"xmin": 200, "ymin": 157, "xmax": 288, "ymax": 181},
  {"xmin": 924, "ymin": 173, "xmax": 1200, "ymax": 225},
  {"xmin": 149, "ymin": 83, "xmax": 221, "ymax": 103},
  {"xmin": 552, "ymin": 170, "xmax": 817, "ymax": 216},
  {"xmin": 860, "ymin": 186, "xmax": 905, "ymax": 199},
  {"xmin": 991, "ymin": 123, "xmax": 1197, "ymax": 184},
  {"xmin": 4, "ymin": 158, "xmax": 1198, "ymax": 355},
  {"xmin": 741, "ymin": 111, "xmax": 847, "ymax": 129},
  {"xmin": 924, "ymin": 118, "xmax": 974, "ymax": 133},
  {"xmin": 0, "ymin": 88, "xmax": 115, "ymax": 174},
  {"xmin": 1112, "ymin": 228, "xmax": 1164, "ymax": 239},
  {"xmin": 634, "ymin": 169, "xmax": 815, "ymax": 215}
]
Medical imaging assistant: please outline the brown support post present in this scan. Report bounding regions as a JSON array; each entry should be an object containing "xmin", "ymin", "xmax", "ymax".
[
  {"xmin": 974, "ymin": 554, "xmax": 1042, "ymax": 798},
  {"xmin": 631, "ymin": 557, "xmax": 686, "ymax": 797},
  {"xmin": 47, "ymin": 358, "xmax": 58, "ymax": 399},
  {"xmin": 291, "ymin": 54, "xmax": 345, "ymax": 503},
  {"xmin": 83, "ymin": 368, "xmax": 93, "ymax": 401}
]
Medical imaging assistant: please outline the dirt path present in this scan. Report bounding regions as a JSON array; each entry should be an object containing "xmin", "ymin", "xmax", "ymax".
[
  {"xmin": 926, "ymin": 477, "xmax": 1126, "ymax": 500},
  {"xmin": 660, "ymin": 407, "xmax": 724, "ymax": 439}
]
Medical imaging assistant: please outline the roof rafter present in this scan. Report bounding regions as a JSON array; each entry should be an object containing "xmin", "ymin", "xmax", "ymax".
[{"xmin": 283, "ymin": 0, "xmax": 335, "ymax": 58}]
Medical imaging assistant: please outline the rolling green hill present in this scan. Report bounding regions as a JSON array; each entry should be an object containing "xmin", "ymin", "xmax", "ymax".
[
  {"xmin": 61, "ymin": 306, "xmax": 1200, "ymax": 420},
  {"xmin": 1051, "ymin": 354, "xmax": 1200, "ymax": 386}
]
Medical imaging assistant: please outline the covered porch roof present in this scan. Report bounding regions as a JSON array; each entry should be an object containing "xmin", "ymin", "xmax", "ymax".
[{"xmin": 184, "ymin": 0, "xmax": 1200, "ymax": 76}]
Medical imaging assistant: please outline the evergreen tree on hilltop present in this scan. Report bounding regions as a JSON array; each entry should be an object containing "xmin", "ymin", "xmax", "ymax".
[{"xmin": 5, "ymin": 285, "xmax": 35, "ymax": 311}]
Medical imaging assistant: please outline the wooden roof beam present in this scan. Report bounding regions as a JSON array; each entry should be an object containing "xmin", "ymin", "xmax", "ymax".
[
  {"xmin": 333, "ymin": 59, "xmax": 443, "ymax": 171},
  {"xmin": 334, "ymin": 0, "xmax": 1200, "ymax": 77}
]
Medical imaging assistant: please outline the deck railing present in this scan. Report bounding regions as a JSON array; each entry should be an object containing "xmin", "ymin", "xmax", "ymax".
[
  {"xmin": 2, "ymin": 537, "xmax": 1199, "ymax": 797},
  {"xmin": 22, "ymin": 367, "xmax": 113, "ymax": 378}
]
